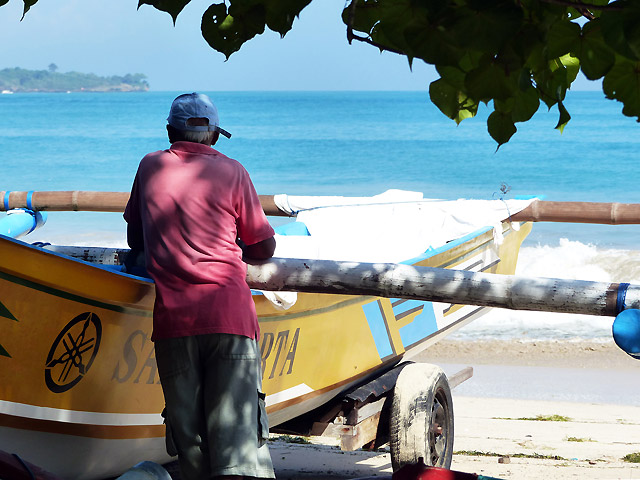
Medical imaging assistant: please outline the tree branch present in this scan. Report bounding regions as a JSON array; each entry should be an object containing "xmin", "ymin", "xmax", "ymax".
[{"xmin": 347, "ymin": 31, "xmax": 407, "ymax": 56}]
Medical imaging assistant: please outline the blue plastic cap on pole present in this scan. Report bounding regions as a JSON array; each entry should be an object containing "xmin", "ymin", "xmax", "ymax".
[{"xmin": 612, "ymin": 309, "xmax": 640, "ymax": 360}]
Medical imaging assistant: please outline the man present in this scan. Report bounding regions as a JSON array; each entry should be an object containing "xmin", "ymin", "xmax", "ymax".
[{"xmin": 124, "ymin": 92, "xmax": 276, "ymax": 480}]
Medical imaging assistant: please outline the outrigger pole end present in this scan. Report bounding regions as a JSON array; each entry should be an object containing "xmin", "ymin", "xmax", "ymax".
[
  {"xmin": 511, "ymin": 199, "xmax": 640, "ymax": 224},
  {"xmin": 613, "ymin": 309, "xmax": 640, "ymax": 360}
]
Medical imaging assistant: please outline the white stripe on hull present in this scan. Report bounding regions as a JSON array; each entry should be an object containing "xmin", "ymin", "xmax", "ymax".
[
  {"xmin": 266, "ymin": 383, "xmax": 313, "ymax": 407},
  {"xmin": 0, "ymin": 400, "xmax": 163, "ymax": 426}
]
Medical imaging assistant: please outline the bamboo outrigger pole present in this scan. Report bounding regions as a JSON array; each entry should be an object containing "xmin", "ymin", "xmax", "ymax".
[
  {"xmin": 0, "ymin": 190, "xmax": 288, "ymax": 216},
  {"xmin": 511, "ymin": 200, "xmax": 640, "ymax": 224},
  {"xmin": 3, "ymin": 191, "xmax": 640, "ymax": 224},
  {"xmin": 246, "ymin": 258, "xmax": 640, "ymax": 317}
]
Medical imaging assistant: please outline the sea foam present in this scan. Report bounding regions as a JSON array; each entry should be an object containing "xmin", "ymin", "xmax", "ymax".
[{"xmin": 451, "ymin": 239, "xmax": 640, "ymax": 341}]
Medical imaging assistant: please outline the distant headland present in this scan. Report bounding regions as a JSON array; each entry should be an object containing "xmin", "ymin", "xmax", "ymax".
[{"xmin": 0, "ymin": 65, "xmax": 149, "ymax": 93}]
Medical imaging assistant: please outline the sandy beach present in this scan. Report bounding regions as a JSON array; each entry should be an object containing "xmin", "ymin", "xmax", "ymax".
[{"xmin": 267, "ymin": 340, "xmax": 640, "ymax": 480}]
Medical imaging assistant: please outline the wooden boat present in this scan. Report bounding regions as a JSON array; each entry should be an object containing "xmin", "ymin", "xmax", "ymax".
[{"xmin": 0, "ymin": 191, "xmax": 538, "ymax": 478}]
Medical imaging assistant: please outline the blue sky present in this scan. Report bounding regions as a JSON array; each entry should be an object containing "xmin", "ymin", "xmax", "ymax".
[{"xmin": 0, "ymin": 0, "xmax": 600, "ymax": 92}]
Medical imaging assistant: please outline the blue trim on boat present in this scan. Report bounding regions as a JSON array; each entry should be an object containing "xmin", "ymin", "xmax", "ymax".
[
  {"xmin": 274, "ymin": 221, "xmax": 310, "ymax": 236},
  {"xmin": 362, "ymin": 300, "xmax": 393, "ymax": 359},
  {"xmin": 400, "ymin": 226, "xmax": 493, "ymax": 266},
  {"xmin": 0, "ymin": 233, "xmax": 153, "ymax": 282},
  {"xmin": 392, "ymin": 299, "xmax": 439, "ymax": 347},
  {"xmin": 514, "ymin": 194, "xmax": 545, "ymax": 200}
]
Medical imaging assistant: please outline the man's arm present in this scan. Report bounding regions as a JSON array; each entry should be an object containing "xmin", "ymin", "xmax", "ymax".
[{"xmin": 243, "ymin": 236, "xmax": 276, "ymax": 260}]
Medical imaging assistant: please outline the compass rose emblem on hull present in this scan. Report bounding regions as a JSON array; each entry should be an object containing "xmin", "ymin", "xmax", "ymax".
[{"xmin": 45, "ymin": 312, "xmax": 102, "ymax": 393}]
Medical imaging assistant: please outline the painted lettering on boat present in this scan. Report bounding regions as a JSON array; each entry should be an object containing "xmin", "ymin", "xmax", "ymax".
[
  {"xmin": 261, "ymin": 328, "xmax": 300, "ymax": 379},
  {"xmin": 112, "ymin": 329, "xmax": 160, "ymax": 385}
]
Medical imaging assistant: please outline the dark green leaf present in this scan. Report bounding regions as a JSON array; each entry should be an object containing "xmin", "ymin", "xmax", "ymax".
[
  {"xmin": 404, "ymin": 23, "xmax": 463, "ymax": 67},
  {"xmin": 518, "ymin": 68, "xmax": 533, "ymax": 91},
  {"xmin": 429, "ymin": 78, "xmax": 457, "ymax": 119},
  {"xmin": 21, "ymin": 0, "xmax": 38, "ymax": 19},
  {"xmin": 487, "ymin": 110, "xmax": 516, "ymax": 148},
  {"xmin": 555, "ymin": 100, "xmax": 571, "ymax": 133},
  {"xmin": 429, "ymin": 78, "xmax": 478, "ymax": 124},
  {"xmin": 534, "ymin": 57, "xmax": 573, "ymax": 108},
  {"xmin": 602, "ymin": 56, "xmax": 640, "ymax": 121},
  {"xmin": 342, "ymin": 0, "xmax": 379, "ymax": 36},
  {"xmin": 138, "ymin": 0, "xmax": 190, "ymax": 24},
  {"xmin": 579, "ymin": 19, "xmax": 615, "ymax": 80},
  {"xmin": 230, "ymin": 0, "xmax": 311, "ymax": 38},
  {"xmin": 512, "ymin": 86, "xmax": 540, "ymax": 123},
  {"xmin": 0, "ymin": 0, "xmax": 10, "ymax": 7},
  {"xmin": 436, "ymin": 65, "xmax": 466, "ymax": 90},
  {"xmin": 448, "ymin": 1, "xmax": 523, "ymax": 52},
  {"xmin": 262, "ymin": 0, "xmax": 312, "ymax": 37},
  {"xmin": 343, "ymin": 0, "xmax": 417, "ymax": 54},
  {"xmin": 560, "ymin": 54, "xmax": 580, "ymax": 84},
  {"xmin": 370, "ymin": 1, "xmax": 425, "ymax": 55},
  {"xmin": 493, "ymin": 86, "xmax": 539, "ymax": 123},
  {"xmin": 545, "ymin": 19, "xmax": 580, "ymax": 60},
  {"xmin": 465, "ymin": 62, "xmax": 515, "ymax": 102},
  {"xmin": 600, "ymin": 0, "xmax": 640, "ymax": 61},
  {"xmin": 201, "ymin": 3, "xmax": 266, "ymax": 59}
]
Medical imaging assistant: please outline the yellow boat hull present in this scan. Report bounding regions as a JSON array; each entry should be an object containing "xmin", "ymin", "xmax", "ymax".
[{"xmin": 0, "ymin": 221, "xmax": 530, "ymax": 478}]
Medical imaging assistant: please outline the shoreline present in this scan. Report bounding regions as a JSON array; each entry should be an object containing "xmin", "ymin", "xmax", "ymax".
[{"xmin": 414, "ymin": 338, "xmax": 640, "ymax": 370}]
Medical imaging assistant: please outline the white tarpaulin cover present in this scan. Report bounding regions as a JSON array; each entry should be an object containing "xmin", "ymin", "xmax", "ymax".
[{"xmin": 273, "ymin": 190, "xmax": 535, "ymax": 264}]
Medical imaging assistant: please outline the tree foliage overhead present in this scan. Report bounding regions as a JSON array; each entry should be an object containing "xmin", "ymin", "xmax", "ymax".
[{"xmin": 10, "ymin": 0, "xmax": 640, "ymax": 145}]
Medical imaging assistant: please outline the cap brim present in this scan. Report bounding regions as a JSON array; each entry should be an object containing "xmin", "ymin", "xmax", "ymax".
[{"xmin": 218, "ymin": 127, "xmax": 232, "ymax": 139}]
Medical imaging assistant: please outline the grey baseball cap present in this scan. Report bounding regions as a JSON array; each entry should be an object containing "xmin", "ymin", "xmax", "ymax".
[{"xmin": 167, "ymin": 92, "xmax": 231, "ymax": 138}]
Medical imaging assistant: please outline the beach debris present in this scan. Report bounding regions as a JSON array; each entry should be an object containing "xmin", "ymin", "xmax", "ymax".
[{"xmin": 497, "ymin": 456, "xmax": 510, "ymax": 464}]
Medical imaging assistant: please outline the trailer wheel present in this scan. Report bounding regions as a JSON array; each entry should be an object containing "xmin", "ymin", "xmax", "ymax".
[{"xmin": 389, "ymin": 363, "xmax": 454, "ymax": 471}]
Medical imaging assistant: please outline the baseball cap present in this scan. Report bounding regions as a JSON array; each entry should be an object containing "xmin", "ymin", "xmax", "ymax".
[{"xmin": 167, "ymin": 92, "xmax": 231, "ymax": 139}]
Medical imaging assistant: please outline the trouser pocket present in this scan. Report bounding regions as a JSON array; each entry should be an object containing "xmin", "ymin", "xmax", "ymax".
[
  {"xmin": 161, "ymin": 407, "xmax": 178, "ymax": 457},
  {"xmin": 257, "ymin": 390, "xmax": 269, "ymax": 446}
]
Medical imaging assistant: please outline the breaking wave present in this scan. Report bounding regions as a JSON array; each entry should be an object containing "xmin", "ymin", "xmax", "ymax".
[{"xmin": 451, "ymin": 239, "xmax": 640, "ymax": 341}]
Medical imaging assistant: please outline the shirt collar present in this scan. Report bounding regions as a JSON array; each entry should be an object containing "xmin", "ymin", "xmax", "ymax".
[{"xmin": 169, "ymin": 141, "xmax": 219, "ymax": 156}]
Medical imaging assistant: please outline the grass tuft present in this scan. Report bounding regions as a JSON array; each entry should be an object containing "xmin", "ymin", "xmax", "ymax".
[
  {"xmin": 565, "ymin": 436, "xmax": 594, "ymax": 442},
  {"xmin": 276, "ymin": 435, "xmax": 312, "ymax": 444},
  {"xmin": 455, "ymin": 450, "xmax": 567, "ymax": 460},
  {"xmin": 623, "ymin": 452, "xmax": 640, "ymax": 463},
  {"xmin": 495, "ymin": 414, "xmax": 572, "ymax": 422}
]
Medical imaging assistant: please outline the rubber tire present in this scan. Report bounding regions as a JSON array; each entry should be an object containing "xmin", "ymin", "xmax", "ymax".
[{"xmin": 389, "ymin": 363, "xmax": 454, "ymax": 471}]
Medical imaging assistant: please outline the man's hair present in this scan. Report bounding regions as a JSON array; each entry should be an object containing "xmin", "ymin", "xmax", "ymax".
[
  {"xmin": 182, "ymin": 129, "xmax": 216, "ymax": 144},
  {"xmin": 167, "ymin": 124, "xmax": 218, "ymax": 146}
]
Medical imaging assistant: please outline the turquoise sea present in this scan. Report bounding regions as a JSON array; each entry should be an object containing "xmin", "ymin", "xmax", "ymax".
[{"xmin": 1, "ymin": 90, "xmax": 639, "ymax": 340}]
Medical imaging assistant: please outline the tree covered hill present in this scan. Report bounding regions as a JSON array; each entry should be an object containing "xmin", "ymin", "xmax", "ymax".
[{"xmin": 0, "ymin": 67, "xmax": 149, "ymax": 93}]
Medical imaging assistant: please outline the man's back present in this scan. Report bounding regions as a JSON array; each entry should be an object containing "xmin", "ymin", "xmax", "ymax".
[{"xmin": 125, "ymin": 140, "xmax": 275, "ymax": 340}]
